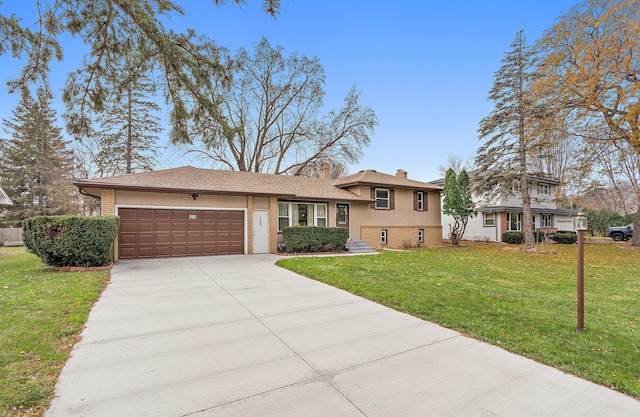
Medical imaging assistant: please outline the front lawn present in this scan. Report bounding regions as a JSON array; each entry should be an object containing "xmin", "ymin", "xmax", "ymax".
[
  {"xmin": 277, "ymin": 242, "xmax": 640, "ymax": 398},
  {"xmin": 0, "ymin": 248, "xmax": 110, "ymax": 416}
]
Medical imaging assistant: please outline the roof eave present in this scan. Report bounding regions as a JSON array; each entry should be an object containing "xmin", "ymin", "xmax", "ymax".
[
  {"xmin": 335, "ymin": 181, "xmax": 442, "ymax": 191},
  {"xmin": 73, "ymin": 181, "xmax": 372, "ymax": 202}
]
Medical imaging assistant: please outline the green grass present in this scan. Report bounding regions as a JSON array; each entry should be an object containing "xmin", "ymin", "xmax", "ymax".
[
  {"xmin": 0, "ymin": 248, "xmax": 110, "ymax": 417},
  {"xmin": 277, "ymin": 242, "xmax": 640, "ymax": 398}
]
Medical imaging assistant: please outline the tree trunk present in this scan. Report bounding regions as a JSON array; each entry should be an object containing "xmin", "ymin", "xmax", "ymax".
[{"xmin": 126, "ymin": 86, "xmax": 132, "ymax": 174}]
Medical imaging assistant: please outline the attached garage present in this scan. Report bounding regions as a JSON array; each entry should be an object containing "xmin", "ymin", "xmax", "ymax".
[{"xmin": 118, "ymin": 208, "xmax": 244, "ymax": 259}]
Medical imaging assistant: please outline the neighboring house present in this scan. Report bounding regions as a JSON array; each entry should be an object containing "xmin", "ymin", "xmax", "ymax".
[
  {"xmin": 74, "ymin": 165, "xmax": 442, "ymax": 259},
  {"xmin": 432, "ymin": 176, "xmax": 577, "ymax": 242},
  {"xmin": 0, "ymin": 186, "xmax": 13, "ymax": 206}
]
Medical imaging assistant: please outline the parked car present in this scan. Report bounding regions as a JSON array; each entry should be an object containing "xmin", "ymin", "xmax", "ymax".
[{"xmin": 606, "ymin": 224, "xmax": 633, "ymax": 241}]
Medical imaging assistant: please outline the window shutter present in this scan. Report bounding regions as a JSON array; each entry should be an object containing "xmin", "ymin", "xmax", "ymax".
[
  {"xmin": 413, "ymin": 191, "xmax": 418, "ymax": 211},
  {"xmin": 424, "ymin": 191, "xmax": 428, "ymax": 211},
  {"xmin": 370, "ymin": 187, "xmax": 375, "ymax": 209},
  {"xmin": 390, "ymin": 189, "xmax": 395, "ymax": 210}
]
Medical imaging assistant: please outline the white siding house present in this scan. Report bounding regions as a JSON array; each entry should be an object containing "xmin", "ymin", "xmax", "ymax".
[{"xmin": 433, "ymin": 176, "xmax": 577, "ymax": 242}]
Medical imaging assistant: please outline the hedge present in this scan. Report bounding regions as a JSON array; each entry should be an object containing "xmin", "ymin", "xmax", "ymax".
[
  {"xmin": 282, "ymin": 227, "xmax": 349, "ymax": 253},
  {"xmin": 554, "ymin": 230, "xmax": 577, "ymax": 244},
  {"xmin": 502, "ymin": 231, "xmax": 524, "ymax": 244},
  {"xmin": 502, "ymin": 231, "xmax": 546, "ymax": 244},
  {"xmin": 22, "ymin": 216, "xmax": 120, "ymax": 267}
]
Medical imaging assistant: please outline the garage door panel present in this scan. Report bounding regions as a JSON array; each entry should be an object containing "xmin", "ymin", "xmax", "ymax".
[
  {"xmin": 172, "ymin": 232, "xmax": 187, "ymax": 243},
  {"xmin": 120, "ymin": 222, "xmax": 136, "ymax": 233},
  {"xmin": 119, "ymin": 208, "xmax": 244, "ymax": 259},
  {"xmin": 155, "ymin": 233, "xmax": 171, "ymax": 244},
  {"xmin": 188, "ymin": 222, "xmax": 202, "ymax": 231},
  {"xmin": 155, "ymin": 246, "xmax": 171, "ymax": 257},
  {"xmin": 135, "ymin": 209, "xmax": 155, "ymax": 220},
  {"xmin": 120, "ymin": 247, "xmax": 137, "ymax": 258},
  {"xmin": 137, "ymin": 234, "xmax": 155, "ymax": 244},
  {"xmin": 171, "ymin": 244, "xmax": 187, "ymax": 256},
  {"xmin": 137, "ymin": 246, "xmax": 154, "ymax": 258},
  {"xmin": 171, "ymin": 221, "xmax": 187, "ymax": 232},
  {"xmin": 155, "ymin": 210, "xmax": 171, "ymax": 220},
  {"xmin": 172, "ymin": 211, "xmax": 188, "ymax": 220},
  {"xmin": 138, "ymin": 222, "xmax": 155, "ymax": 233}
]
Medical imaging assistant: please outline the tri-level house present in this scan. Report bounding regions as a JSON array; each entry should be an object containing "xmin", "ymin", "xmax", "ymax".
[
  {"xmin": 74, "ymin": 165, "xmax": 443, "ymax": 259},
  {"xmin": 433, "ymin": 176, "xmax": 577, "ymax": 242}
]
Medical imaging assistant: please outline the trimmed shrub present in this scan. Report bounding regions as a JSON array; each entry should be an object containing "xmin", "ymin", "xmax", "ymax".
[
  {"xmin": 502, "ymin": 231, "xmax": 524, "ymax": 244},
  {"xmin": 554, "ymin": 230, "xmax": 577, "ymax": 244},
  {"xmin": 282, "ymin": 227, "xmax": 349, "ymax": 253},
  {"xmin": 22, "ymin": 216, "xmax": 120, "ymax": 267}
]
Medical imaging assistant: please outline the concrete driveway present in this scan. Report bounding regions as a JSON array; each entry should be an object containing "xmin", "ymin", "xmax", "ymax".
[{"xmin": 46, "ymin": 254, "xmax": 640, "ymax": 417}]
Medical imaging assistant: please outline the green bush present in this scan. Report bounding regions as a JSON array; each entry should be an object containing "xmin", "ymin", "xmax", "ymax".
[
  {"xmin": 282, "ymin": 227, "xmax": 349, "ymax": 253},
  {"xmin": 22, "ymin": 216, "xmax": 120, "ymax": 267},
  {"xmin": 554, "ymin": 230, "xmax": 577, "ymax": 244},
  {"xmin": 502, "ymin": 231, "xmax": 523, "ymax": 244}
]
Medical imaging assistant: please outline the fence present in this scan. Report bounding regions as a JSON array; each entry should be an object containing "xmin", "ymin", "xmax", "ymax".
[{"xmin": 0, "ymin": 227, "xmax": 23, "ymax": 244}]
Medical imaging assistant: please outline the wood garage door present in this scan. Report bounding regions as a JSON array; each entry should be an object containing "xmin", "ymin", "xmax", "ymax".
[{"xmin": 118, "ymin": 208, "xmax": 244, "ymax": 259}]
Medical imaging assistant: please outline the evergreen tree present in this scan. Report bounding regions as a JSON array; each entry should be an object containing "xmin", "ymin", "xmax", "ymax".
[
  {"xmin": 91, "ymin": 47, "xmax": 163, "ymax": 176},
  {"xmin": 2, "ymin": 1, "xmax": 279, "ymax": 145},
  {"xmin": 474, "ymin": 30, "xmax": 538, "ymax": 250},
  {"xmin": 0, "ymin": 87, "xmax": 76, "ymax": 224},
  {"xmin": 443, "ymin": 168, "xmax": 477, "ymax": 246}
]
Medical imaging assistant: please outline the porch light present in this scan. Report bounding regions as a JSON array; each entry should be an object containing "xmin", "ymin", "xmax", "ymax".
[{"xmin": 574, "ymin": 212, "xmax": 587, "ymax": 231}]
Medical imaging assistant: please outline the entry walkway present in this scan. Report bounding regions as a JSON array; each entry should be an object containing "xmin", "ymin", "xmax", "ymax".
[{"xmin": 46, "ymin": 255, "xmax": 640, "ymax": 416}]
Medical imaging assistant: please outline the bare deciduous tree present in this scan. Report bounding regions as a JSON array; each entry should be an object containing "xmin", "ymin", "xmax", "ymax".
[{"xmin": 187, "ymin": 38, "xmax": 377, "ymax": 174}]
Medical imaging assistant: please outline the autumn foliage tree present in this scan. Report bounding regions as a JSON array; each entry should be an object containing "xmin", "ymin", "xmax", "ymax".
[{"xmin": 536, "ymin": 0, "xmax": 640, "ymax": 245}]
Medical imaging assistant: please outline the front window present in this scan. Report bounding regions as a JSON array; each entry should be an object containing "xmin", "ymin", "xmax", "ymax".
[
  {"xmin": 381, "ymin": 229, "xmax": 388, "ymax": 245},
  {"xmin": 483, "ymin": 213, "xmax": 495, "ymax": 227},
  {"xmin": 416, "ymin": 191, "xmax": 424, "ymax": 211},
  {"xmin": 316, "ymin": 204, "xmax": 327, "ymax": 227},
  {"xmin": 541, "ymin": 213, "xmax": 553, "ymax": 228},
  {"xmin": 507, "ymin": 212, "xmax": 522, "ymax": 231},
  {"xmin": 278, "ymin": 202, "xmax": 328, "ymax": 231},
  {"xmin": 418, "ymin": 228, "xmax": 424, "ymax": 243},
  {"xmin": 538, "ymin": 183, "xmax": 550, "ymax": 195},
  {"xmin": 375, "ymin": 188, "xmax": 390, "ymax": 209},
  {"xmin": 278, "ymin": 203, "xmax": 289, "ymax": 231}
]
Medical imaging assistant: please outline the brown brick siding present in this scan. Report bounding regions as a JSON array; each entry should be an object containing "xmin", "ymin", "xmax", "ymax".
[{"xmin": 101, "ymin": 189, "xmax": 115, "ymax": 216}]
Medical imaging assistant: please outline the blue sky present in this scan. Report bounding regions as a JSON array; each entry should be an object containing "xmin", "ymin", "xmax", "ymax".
[{"xmin": 0, "ymin": 0, "xmax": 578, "ymax": 182}]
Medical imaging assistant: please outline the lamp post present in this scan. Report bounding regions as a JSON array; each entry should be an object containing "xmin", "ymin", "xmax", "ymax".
[{"xmin": 574, "ymin": 212, "xmax": 588, "ymax": 331}]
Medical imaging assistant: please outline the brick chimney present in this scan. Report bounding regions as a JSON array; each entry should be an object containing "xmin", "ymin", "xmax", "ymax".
[
  {"xmin": 321, "ymin": 162, "xmax": 330, "ymax": 180},
  {"xmin": 396, "ymin": 169, "xmax": 407, "ymax": 179}
]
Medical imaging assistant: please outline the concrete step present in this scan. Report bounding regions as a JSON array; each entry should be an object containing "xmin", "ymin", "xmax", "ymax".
[{"xmin": 345, "ymin": 240, "xmax": 375, "ymax": 253}]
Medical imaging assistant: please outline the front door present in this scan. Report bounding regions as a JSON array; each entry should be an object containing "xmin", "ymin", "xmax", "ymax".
[
  {"xmin": 252, "ymin": 210, "xmax": 269, "ymax": 253},
  {"xmin": 336, "ymin": 203, "xmax": 349, "ymax": 227}
]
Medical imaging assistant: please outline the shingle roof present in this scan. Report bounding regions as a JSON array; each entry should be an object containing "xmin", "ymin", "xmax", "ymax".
[
  {"xmin": 74, "ymin": 166, "xmax": 372, "ymax": 202},
  {"xmin": 334, "ymin": 170, "xmax": 442, "ymax": 191}
]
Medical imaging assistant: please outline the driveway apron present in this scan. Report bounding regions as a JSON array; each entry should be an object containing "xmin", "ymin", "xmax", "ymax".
[{"xmin": 46, "ymin": 254, "xmax": 640, "ymax": 417}]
